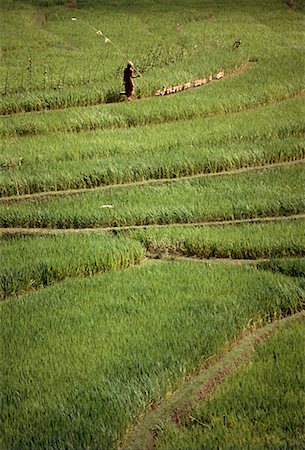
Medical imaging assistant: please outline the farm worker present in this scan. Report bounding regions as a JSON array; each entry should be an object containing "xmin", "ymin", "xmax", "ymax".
[{"xmin": 123, "ymin": 61, "xmax": 140, "ymax": 101}]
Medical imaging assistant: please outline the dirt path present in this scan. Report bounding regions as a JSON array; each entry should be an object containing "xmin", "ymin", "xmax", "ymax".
[
  {"xmin": 0, "ymin": 61, "xmax": 253, "ymax": 118},
  {"xmin": 153, "ymin": 60, "xmax": 252, "ymax": 97},
  {"xmin": 119, "ymin": 310, "xmax": 305, "ymax": 450},
  {"xmin": 1, "ymin": 58, "xmax": 303, "ymax": 118},
  {"xmin": 1, "ymin": 212, "xmax": 304, "ymax": 238},
  {"xmin": 1, "ymin": 157, "xmax": 304, "ymax": 205},
  {"xmin": 149, "ymin": 255, "xmax": 269, "ymax": 266}
]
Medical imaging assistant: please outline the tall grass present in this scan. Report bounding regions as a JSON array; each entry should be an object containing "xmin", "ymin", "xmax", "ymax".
[
  {"xmin": 0, "ymin": 233, "xmax": 145, "ymax": 298},
  {"xmin": 155, "ymin": 319, "xmax": 305, "ymax": 450},
  {"xmin": 1, "ymin": 261, "xmax": 304, "ymax": 449},
  {"xmin": 1, "ymin": 75, "xmax": 304, "ymax": 138},
  {"xmin": 0, "ymin": 164, "xmax": 303, "ymax": 228},
  {"xmin": 125, "ymin": 219, "xmax": 305, "ymax": 260},
  {"xmin": 1, "ymin": 97, "xmax": 304, "ymax": 196},
  {"xmin": 1, "ymin": 0, "xmax": 304, "ymax": 114},
  {"xmin": 257, "ymin": 257, "xmax": 305, "ymax": 279}
]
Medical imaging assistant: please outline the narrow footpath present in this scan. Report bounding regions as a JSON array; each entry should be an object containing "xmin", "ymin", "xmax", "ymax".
[{"xmin": 119, "ymin": 311, "xmax": 305, "ymax": 450}]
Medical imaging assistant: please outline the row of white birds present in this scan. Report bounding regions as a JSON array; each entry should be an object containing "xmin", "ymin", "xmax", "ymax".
[{"xmin": 155, "ymin": 71, "xmax": 225, "ymax": 96}]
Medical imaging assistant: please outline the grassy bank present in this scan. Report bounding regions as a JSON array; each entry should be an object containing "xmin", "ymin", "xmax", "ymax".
[
  {"xmin": 257, "ymin": 257, "xmax": 305, "ymax": 279},
  {"xmin": 125, "ymin": 219, "xmax": 305, "ymax": 259}
]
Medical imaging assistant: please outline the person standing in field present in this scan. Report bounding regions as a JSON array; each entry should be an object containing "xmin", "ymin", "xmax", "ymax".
[{"xmin": 123, "ymin": 61, "xmax": 140, "ymax": 101}]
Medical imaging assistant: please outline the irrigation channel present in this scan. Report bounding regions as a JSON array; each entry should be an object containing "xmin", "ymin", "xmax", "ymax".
[{"xmin": 119, "ymin": 310, "xmax": 305, "ymax": 450}]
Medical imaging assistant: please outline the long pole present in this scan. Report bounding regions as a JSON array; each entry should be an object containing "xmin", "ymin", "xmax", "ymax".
[{"xmin": 71, "ymin": 17, "xmax": 141, "ymax": 76}]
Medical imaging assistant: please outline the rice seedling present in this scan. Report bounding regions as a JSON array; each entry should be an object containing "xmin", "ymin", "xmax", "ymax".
[
  {"xmin": 1, "ymin": 1, "xmax": 304, "ymax": 449},
  {"xmin": 257, "ymin": 257, "xmax": 305, "ymax": 279},
  {"xmin": 155, "ymin": 318, "xmax": 305, "ymax": 450},
  {"xmin": 0, "ymin": 164, "xmax": 303, "ymax": 229},
  {"xmin": 1, "ymin": 261, "xmax": 304, "ymax": 449},
  {"xmin": 124, "ymin": 219, "xmax": 305, "ymax": 260},
  {"xmin": 1, "ymin": 97, "xmax": 304, "ymax": 196},
  {"xmin": 0, "ymin": 233, "xmax": 145, "ymax": 298},
  {"xmin": 1, "ymin": 0, "xmax": 304, "ymax": 114}
]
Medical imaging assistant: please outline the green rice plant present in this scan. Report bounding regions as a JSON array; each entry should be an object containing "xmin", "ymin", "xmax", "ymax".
[
  {"xmin": 0, "ymin": 164, "xmax": 304, "ymax": 228},
  {"xmin": 257, "ymin": 257, "xmax": 305, "ymax": 279},
  {"xmin": 1, "ymin": 96, "xmax": 304, "ymax": 165},
  {"xmin": 1, "ymin": 261, "xmax": 304, "ymax": 449},
  {"xmin": 0, "ymin": 233, "xmax": 145, "ymax": 298},
  {"xmin": 0, "ymin": 0, "xmax": 248, "ymax": 111},
  {"xmin": 1, "ymin": 76, "xmax": 304, "ymax": 138},
  {"xmin": 1, "ymin": 97, "xmax": 304, "ymax": 196},
  {"xmin": 155, "ymin": 319, "xmax": 305, "ymax": 450},
  {"xmin": 1, "ymin": 0, "xmax": 304, "ymax": 114},
  {"xmin": 125, "ymin": 219, "xmax": 305, "ymax": 260}
]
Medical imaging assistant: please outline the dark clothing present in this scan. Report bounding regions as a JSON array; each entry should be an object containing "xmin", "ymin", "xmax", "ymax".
[{"xmin": 123, "ymin": 66, "xmax": 135, "ymax": 99}]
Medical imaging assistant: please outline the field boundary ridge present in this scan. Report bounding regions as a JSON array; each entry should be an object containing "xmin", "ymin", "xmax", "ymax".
[
  {"xmin": 1, "ymin": 213, "xmax": 304, "ymax": 237},
  {"xmin": 1, "ymin": 89, "xmax": 304, "ymax": 139},
  {"xmin": 1, "ymin": 157, "xmax": 304, "ymax": 205},
  {"xmin": 119, "ymin": 310, "xmax": 305, "ymax": 450},
  {"xmin": 1, "ymin": 60, "xmax": 253, "ymax": 117}
]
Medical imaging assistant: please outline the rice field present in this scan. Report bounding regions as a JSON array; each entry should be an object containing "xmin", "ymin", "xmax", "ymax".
[
  {"xmin": 1, "ymin": 163, "xmax": 304, "ymax": 228},
  {"xmin": 1, "ymin": 0, "xmax": 304, "ymax": 114},
  {"xmin": 0, "ymin": 234, "xmax": 144, "ymax": 298},
  {"xmin": 1, "ymin": 262, "xmax": 305, "ymax": 450},
  {"xmin": 125, "ymin": 219, "xmax": 305, "ymax": 259},
  {"xmin": 154, "ymin": 317, "xmax": 305, "ymax": 450},
  {"xmin": 1, "ymin": 98, "xmax": 304, "ymax": 197},
  {"xmin": 1, "ymin": 0, "xmax": 304, "ymax": 448}
]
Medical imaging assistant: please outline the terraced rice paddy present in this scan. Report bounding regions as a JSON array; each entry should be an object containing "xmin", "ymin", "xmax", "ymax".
[{"xmin": 1, "ymin": 0, "xmax": 304, "ymax": 449}]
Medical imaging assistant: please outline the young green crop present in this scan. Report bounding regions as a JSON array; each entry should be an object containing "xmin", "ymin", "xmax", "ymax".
[
  {"xmin": 2, "ymin": 97, "xmax": 304, "ymax": 163},
  {"xmin": 2, "ymin": 136, "xmax": 303, "ymax": 197},
  {"xmin": 257, "ymin": 257, "xmax": 305, "ymax": 279},
  {"xmin": 1, "ymin": 2, "xmax": 304, "ymax": 449},
  {"xmin": 155, "ymin": 319, "xmax": 305, "ymax": 450},
  {"xmin": 1, "ymin": 0, "xmax": 304, "ymax": 113},
  {"xmin": 0, "ymin": 164, "xmax": 304, "ymax": 228},
  {"xmin": 1, "ymin": 261, "xmax": 304, "ymax": 449},
  {"xmin": 1, "ymin": 75, "xmax": 304, "ymax": 138},
  {"xmin": 1, "ymin": 97, "xmax": 304, "ymax": 197},
  {"xmin": 0, "ymin": 233, "xmax": 145, "ymax": 298},
  {"xmin": 125, "ymin": 219, "xmax": 305, "ymax": 260}
]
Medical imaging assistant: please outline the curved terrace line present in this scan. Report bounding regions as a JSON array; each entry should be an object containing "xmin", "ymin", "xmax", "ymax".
[
  {"xmin": 148, "ymin": 256, "xmax": 275, "ymax": 266},
  {"xmin": 1, "ymin": 89, "xmax": 304, "ymax": 140},
  {"xmin": 1, "ymin": 157, "xmax": 304, "ymax": 205},
  {"xmin": 1, "ymin": 255, "xmax": 303, "ymax": 302},
  {"xmin": 0, "ymin": 61, "xmax": 253, "ymax": 118},
  {"xmin": 154, "ymin": 60, "xmax": 252, "ymax": 97},
  {"xmin": 1, "ymin": 213, "xmax": 304, "ymax": 237},
  {"xmin": 119, "ymin": 310, "xmax": 305, "ymax": 450}
]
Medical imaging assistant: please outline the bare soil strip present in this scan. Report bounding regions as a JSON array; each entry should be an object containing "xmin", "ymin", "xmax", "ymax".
[
  {"xmin": 1, "ymin": 213, "xmax": 304, "ymax": 238},
  {"xmin": 148, "ymin": 256, "xmax": 270, "ymax": 265},
  {"xmin": 1, "ymin": 157, "xmax": 304, "ymax": 205},
  {"xmin": 119, "ymin": 310, "xmax": 305, "ymax": 450}
]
